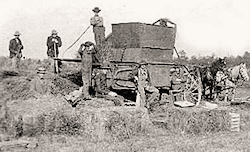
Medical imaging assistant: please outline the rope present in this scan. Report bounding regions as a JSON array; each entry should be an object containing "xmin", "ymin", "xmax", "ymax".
[{"xmin": 62, "ymin": 25, "xmax": 91, "ymax": 58}]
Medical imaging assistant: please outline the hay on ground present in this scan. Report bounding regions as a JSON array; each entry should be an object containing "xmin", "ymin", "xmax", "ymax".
[{"xmin": 150, "ymin": 106, "xmax": 230, "ymax": 135}]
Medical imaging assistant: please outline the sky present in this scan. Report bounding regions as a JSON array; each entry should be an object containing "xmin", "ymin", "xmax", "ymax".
[{"xmin": 1, "ymin": 0, "xmax": 250, "ymax": 59}]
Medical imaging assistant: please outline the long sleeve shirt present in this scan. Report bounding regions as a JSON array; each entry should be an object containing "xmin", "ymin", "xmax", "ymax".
[
  {"xmin": 90, "ymin": 15, "xmax": 104, "ymax": 27},
  {"xmin": 9, "ymin": 38, "xmax": 23, "ymax": 58},
  {"xmin": 46, "ymin": 36, "xmax": 62, "ymax": 56},
  {"xmin": 30, "ymin": 77, "xmax": 50, "ymax": 98}
]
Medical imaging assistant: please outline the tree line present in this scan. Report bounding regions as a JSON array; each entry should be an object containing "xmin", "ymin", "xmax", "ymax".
[{"xmin": 175, "ymin": 51, "xmax": 250, "ymax": 68}]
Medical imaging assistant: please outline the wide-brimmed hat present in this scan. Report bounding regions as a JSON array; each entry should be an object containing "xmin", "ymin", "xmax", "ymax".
[
  {"xmin": 83, "ymin": 41, "xmax": 93, "ymax": 47},
  {"xmin": 52, "ymin": 29, "xmax": 58, "ymax": 35},
  {"xmin": 37, "ymin": 67, "xmax": 46, "ymax": 74},
  {"xmin": 14, "ymin": 31, "xmax": 21, "ymax": 36},
  {"xmin": 92, "ymin": 7, "xmax": 101, "ymax": 13},
  {"xmin": 138, "ymin": 60, "xmax": 148, "ymax": 65}
]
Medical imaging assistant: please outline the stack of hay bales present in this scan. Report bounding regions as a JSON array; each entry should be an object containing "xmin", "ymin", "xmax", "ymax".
[
  {"xmin": 75, "ymin": 106, "xmax": 151, "ymax": 141},
  {"xmin": 150, "ymin": 106, "xmax": 230, "ymax": 135},
  {"xmin": 6, "ymin": 98, "xmax": 151, "ymax": 142}
]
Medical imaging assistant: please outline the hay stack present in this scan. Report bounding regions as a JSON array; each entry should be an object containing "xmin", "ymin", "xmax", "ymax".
[
  {"xmin": 150, "ymin": 106, "xmax": 230, "ymax": 135},
  {"xmin": 6, "ymin": 94, "xmax": 151, "ymax": 142},
  {"xmin": 74, "ymin": 106, "xmax": 151, "ymax": 141}
]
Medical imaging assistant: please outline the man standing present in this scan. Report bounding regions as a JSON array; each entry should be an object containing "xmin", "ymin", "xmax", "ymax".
[
  {"xmin": 130, "ymin": 61, "xmax": 159, "ymax": 109},
  {"xmin": 170, "ymin": 67, "xmax": 186, "ymax": 101},
  {"xmin": 9, "ymin": 31, "xmax": 24, "ymax": 71},
  {"xmin": 79, "ymin": 41, "xmax": 96, "ymax": 100},
  {"xmin": 46, "ymin": 30, "xmax": 62, "ymax": 58},
  {"xmin": 30, "ymin": 67, "xmax": 51, "ymax": 99},
  {"xmin": 46, "ymin": 30, "xmax": 62, "ymax": 73},
  {"xmin": 94, "ymin": 65, "xmax": 124, "ymax": 106},
  {"xmin": 90, "ymin": 7, "xmax": 105, "ymax": 51}
]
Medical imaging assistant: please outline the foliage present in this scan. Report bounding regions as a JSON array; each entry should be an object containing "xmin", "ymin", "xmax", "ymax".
[{"xmin": 174, "ymin": 51, "xmax": 250, "ymax": 69}]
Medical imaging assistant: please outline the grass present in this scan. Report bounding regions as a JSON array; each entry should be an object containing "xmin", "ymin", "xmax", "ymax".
[{"xmin": 8, "ymin": 129, "xmax": 248, "ymax": 152}]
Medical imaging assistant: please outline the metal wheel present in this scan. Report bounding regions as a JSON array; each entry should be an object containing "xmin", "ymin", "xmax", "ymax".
[{"xmin": 184, "ymin": 66, "xmax": 202, "ymax": 106}]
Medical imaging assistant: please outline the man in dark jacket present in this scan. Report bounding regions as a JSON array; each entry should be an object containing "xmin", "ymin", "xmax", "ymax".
[
  {"xmin": 9, "ymin": 31, "xmax": 24, "ymax": 71},
  {"xmin": 94, "ymin": 66, "xmax": 124, "ymax": 106},
  {"xmin": 46, "ymin": 30, "xmax": 62, "ymax": 58},
  {"xmin": 46, "ymin": 30, "xmax": 62, "ymax": 73}
]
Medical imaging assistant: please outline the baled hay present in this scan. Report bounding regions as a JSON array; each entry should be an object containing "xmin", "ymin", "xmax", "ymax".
[
  {"xmin": 150, "ymin": 106, "xmax": 230, "ymax": 135},
  {"xmin": 7, "ymin": 103, "xmax": 151, "ymax": 142},
  {"xmin": 5, "ymin": 97, "xmax": 72, "ymax": 137},
  {"xmin": 75, "ymin": 107, "xmax": 151, "ymax": 141}
]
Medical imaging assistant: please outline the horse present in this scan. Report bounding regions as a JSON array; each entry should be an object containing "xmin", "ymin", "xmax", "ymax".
[
  {"xmin": 199, "ymin": 58, "xmax": 227, "ymax": 99},
  {"xmin": 214, "ymin": 63, "xmax": 249, "ymax": 102},
  {"xmin": 200, "ymin": 66, "xmax": 213, "ymax": 99}
]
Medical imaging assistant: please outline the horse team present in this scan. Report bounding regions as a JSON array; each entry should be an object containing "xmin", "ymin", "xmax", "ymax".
[{"xmin": 199, "ymin": 58, "xmax": 249, "ymax": 102}]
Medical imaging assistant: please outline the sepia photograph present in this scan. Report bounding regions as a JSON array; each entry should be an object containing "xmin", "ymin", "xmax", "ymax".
[{"xmin": 0, "ymin": 0, "xmax": 250, "ymax": 151}]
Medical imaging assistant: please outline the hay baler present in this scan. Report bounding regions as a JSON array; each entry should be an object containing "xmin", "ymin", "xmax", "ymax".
[{"xmin": 99, "ymin": 19, "xmax": 202, "ymax": 106}]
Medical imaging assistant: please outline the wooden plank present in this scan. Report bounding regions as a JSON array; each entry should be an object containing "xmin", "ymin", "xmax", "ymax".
[
  {"xmin": 0, "ymin": 140, "xmax": 31, "ymax": 148},
  {"xmin": 174, "ymin": 100, "xmax": 195, "ymax": 107},
  {"xmin": 53, "ymin": 57, "xmax": 82, "ymax": 62}
]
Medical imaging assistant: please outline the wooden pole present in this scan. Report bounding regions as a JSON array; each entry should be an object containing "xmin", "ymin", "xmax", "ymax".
[{"xmin": 54, "ymin": 43, "xmax": 59, "ymax": 74}]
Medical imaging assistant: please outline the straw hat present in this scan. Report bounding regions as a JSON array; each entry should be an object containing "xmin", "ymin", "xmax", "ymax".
[
  {"xmin": 14, "ymin": 31, "xmax": 21, "ymax": 36},
  {"xmin": 37, "ymin": 67, "xmax": 46, "ymax": 74}
]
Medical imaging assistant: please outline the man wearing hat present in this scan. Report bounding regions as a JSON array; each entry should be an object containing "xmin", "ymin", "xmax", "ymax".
[
  {"xmin": 78, "ymin": 41, "xmax": 96, "ymax": 100},
  {"xmin": 9, "ymin": 31, "xmax": 24, "ymax": 71},
  {"xmin": 46, "ymin": 30, "xmax": 62, "ymax": 72},
  {"xmin": 46, "ymin": 30, "xmax": 62, "ymax": 58},
  {"xmin": 130, "ymin": 60, "xmax": 159, "ymax": 109},
  {"xmin": 170, "ymin": 67, "xmax": 186, "ymax": 101},
  {"xmin": 30, "ymin": 67, "xmax": 50, "ymax": 99},
  {"xmin": 93, "ymin": 64, "xmax": 124, "ymax": 106},
  {"xmin": 90, "ymin": 7, "xmax": 105, "ymax": 50}
]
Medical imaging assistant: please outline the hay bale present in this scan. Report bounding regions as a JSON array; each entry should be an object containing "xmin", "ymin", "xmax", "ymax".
[
  {"xmin": 75, "ymin": 107, "xmax": 151, "ymax": 141},
  {"xmin": 12, "ymin": 104, "xmax": 151, "ymax": 142},
  {"xmin": 150, "ymin": 106, "xmax": 230, "ymax": 135},
  {"xmin": 6, "ymin": 97, "xmax": 72, "ymax": 137}
]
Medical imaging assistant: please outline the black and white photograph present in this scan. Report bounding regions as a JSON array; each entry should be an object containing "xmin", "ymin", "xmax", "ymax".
[{"xmin": 1, "ymin": 0, "xmax": 250, "ymax": 151}]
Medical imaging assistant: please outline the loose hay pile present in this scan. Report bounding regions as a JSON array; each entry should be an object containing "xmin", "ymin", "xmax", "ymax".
[
  {"xmin": 150, "ymin": 106, "xmax": 231, "ymax": 135},
  {"xmin": 0, "ymin": 77, "xmax": 32, "ymax": 101},
  {"xmin": 59, "ymin": 70, "xmax": 83, "ymax": 86},
  {"xmin": 49, "ymin": 74, "xmax": 80, "ymax": 96},
  {"xmin": 0, "ymin": 73, "xmax": 79, "ymax": 101}
]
